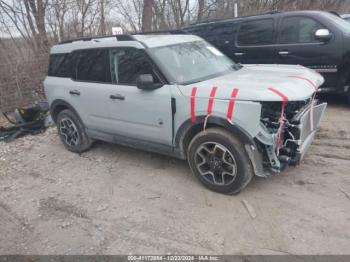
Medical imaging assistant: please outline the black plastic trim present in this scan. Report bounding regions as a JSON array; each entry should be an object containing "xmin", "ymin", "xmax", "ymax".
[
  {"xmin": 86, "ymin": 128, "xmax": 182, "ymax": 159},
  {"xmin": 175, "ymin": 115, "xmax": 257, "ymax": 159},
  {"xmin": 171, "ymin": 97, "xmax": 176, "ymax": 144},
  {"xmin": 50, "ymin": 99, "xmax": 82, "ymax": 123},
  {"xmin": 59, "ymin": 34, "xmax": 135, "ymax": 45}
]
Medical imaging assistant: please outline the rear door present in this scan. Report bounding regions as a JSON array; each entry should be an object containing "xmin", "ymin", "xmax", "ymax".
[
  {"xmin": 275, "ymin": 15, "xmax": 339, "ymax": 87},
  {"xmin": 72, "ymin": 48, "xmax": 116, "ymax": 131},
  {"xmin": 233, "ymin": 17, "xmax": 277, "ymax": 64}
]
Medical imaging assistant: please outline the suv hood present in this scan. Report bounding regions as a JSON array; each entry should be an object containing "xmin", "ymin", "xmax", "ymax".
[{"xmin": 177, "ymin": 64, "xmax": 324, "ymax": 101}]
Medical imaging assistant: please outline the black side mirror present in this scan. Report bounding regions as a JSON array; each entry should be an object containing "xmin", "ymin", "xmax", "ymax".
[
  {"xmin": 136, "ymin": 74, "xmax": 161, "ymax": 90},
  {"xmin": 315, "ymin": 29, "xmax": 332, "ymax": 42}
]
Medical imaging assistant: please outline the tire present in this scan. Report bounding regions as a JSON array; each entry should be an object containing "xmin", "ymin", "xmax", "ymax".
[
  {"xmin": 347, "ymin": 87, "xmax": 350, "ymax": 105},
  {"xmin": 56, "ymin": 109, "xmax": 92, "ymax": 153},
  {"xmin": 187, "ymin": 127, "xmax": 254, "ymax": 195}
]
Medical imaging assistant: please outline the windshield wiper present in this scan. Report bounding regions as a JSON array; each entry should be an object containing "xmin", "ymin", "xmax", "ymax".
[{"xmin": 181, "ymin": 79, "xmax": 202, "ymax": 85}]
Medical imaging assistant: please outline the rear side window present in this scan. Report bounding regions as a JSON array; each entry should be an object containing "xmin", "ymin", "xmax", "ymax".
[
  {"xmin": 48, "ymin": 53, "xmax": 73, "ymax": 77},
  {"xmin": 237, "ymin": 19, "xmax": 274, "ymax": 46},
  {"xmin": 75, "ymin": 49, "xmax": 111, "ymax": 83},
  {"xmin": 186, "ymin": 23, "xmax": 238, "ymax": 46},
  {"xmin": 280, "ymin": 17, "xmax": 324, "ymax": 44},
  {"xmin": 109, "ymin": 48, "xmax": 159, "ymax": 85}
]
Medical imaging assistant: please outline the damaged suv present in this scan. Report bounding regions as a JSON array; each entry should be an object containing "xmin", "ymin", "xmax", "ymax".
[{"xmin": 44, "ymin": 34, "xmax": 327, "ymax": 194}]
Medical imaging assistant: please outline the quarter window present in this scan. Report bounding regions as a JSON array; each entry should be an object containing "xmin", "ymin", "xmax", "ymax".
[
  {"xmin": 280, "ymin": 17, "xmax": 324, "ymax": 44},
  {"xmin": 237, "ymin": 19, "xmax": 274, "ymax": 46},
  {"xmin": 48, "ymin": 53, "xmax": 73, "ymax": 77},
  {"xmin": 75, "ymin": 49, "xmax": 111, "ymax": 83},
  {"xmin": 109, "ymin": 48, "xmax": 159, "ymax": 85}
]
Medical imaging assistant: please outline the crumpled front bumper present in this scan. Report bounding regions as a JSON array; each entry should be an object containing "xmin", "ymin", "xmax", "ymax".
[
  {"xmin": 294, "ymin": 102, "xmax": 327, "ymax": 163},
  {"xmin": 251, "ymin": 101, "xmax": 327, "ymax": 177}
]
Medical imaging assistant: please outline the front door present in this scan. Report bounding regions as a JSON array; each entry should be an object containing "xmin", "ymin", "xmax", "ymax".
[
  {"xmin": 275, "ymin": 15, "xmax": 339, "ymax": 88},
  {"xmin": 107, "ymin": 47, "xmax": 173, "ymax": 145}
]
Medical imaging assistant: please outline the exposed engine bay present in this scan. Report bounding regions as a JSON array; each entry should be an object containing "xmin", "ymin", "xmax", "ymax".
[{"xmin": 256, "ymin": 99, "xmax": 327, "ymax": 173}]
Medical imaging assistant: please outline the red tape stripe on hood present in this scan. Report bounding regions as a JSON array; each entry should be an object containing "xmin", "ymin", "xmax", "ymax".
[
  {"xmin": 226, "ymin": 88, "xmax": 239, "ymax": 122},
  {"xmin": 288, "ymin": 76, "xmax": 317, "ymax": 92},
  {"xmin": 190, "ymin": 87, "xmax": 197, "ymax": 123},
  {"xmin": 268, "ymin": 87, "xmax": 289, "ymax": 102}
]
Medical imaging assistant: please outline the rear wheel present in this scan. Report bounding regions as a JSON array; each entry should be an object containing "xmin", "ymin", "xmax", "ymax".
[
  {"xmin": 187, "ymin": 128, "xmax": 254, "ymax": 194},
  {"xmin": 56, "ymin": 109, "xmax": 92, "ymax": 153}
]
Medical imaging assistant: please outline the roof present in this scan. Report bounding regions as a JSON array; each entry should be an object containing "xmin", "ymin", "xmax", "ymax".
[
  {"xmin": 50, "ymin": 34, "xmax": 202, "ymax": 54},
  {"xmin": 132, "ymin": 34, "xmax": 201, "ymax": 48}
]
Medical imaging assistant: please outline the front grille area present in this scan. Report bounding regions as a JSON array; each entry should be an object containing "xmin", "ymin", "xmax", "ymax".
[
  {"xmin": 259, "ymin": 98, "xmax": 314, "ymax": 169},
  {"xmin": 260, "ymin": 98, "xmax": 312, "ymax": 130}
]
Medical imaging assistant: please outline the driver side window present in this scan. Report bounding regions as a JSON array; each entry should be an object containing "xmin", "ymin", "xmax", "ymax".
[
  {"xmin": 280, "ymin": 16, "xmax": 324, "ymax": 44},
  {"xmin": 109, "ymin": 48, "xmax": 160, "ymax": 85}
]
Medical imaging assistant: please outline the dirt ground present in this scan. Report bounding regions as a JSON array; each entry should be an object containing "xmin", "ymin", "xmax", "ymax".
[{"xmin": 0, "ymin": 96, "xmax": 349, "ymax": 255}]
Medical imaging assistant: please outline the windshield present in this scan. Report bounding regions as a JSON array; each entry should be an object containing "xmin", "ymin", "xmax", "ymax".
[
  {"xmin": 149, "ymin": 41, "xmax": 237, "ymax": 85},
  {"xmin": 323, "ymin": 13, "xmax": 350, "ymax": 34}
]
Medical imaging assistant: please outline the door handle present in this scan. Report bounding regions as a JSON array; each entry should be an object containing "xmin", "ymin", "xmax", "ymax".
[
  {"xmin": 110, "ymin": 94, "xmax": 125, "ymax": 101},
  {"xmin": 69, "ymin": 90, "xmax": 80, "ymax": 95},
  {"xmin": 278, "ymin": 51, "xmax": 290, "ymax": 56},
  {"xmin": 234, "ymin": 52, "xmax": 245, "ymax": 56}
]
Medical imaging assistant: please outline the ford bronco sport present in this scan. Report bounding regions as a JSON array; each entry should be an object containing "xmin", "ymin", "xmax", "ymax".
[{"xmin": 44, "ymin": 34, "xmax": 327, "ymax": 194}]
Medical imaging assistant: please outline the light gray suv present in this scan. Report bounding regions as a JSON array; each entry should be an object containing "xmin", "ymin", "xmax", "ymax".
[{"xmin": 44, "ymin": 34, "xmax": 327, "ymax": 194}]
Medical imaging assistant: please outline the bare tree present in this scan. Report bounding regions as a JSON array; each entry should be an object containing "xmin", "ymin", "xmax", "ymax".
[
  {"xmin": 197, "ymin": 0, "xmax": 206, "ymax": 22},
  {"xmin": 113, "ymin": 0, "xmax": 143, "ymax": 32},
  {"xmin": 142, "ymin": 0, "xmax": 154, "ymax": 32},
  {"xmin": 24, "ymin": 0, "xmax": 49, "ymax": 52},
  {"xmin": 100, "ymin": 0, "xmax": 106, "ymax": 35}
]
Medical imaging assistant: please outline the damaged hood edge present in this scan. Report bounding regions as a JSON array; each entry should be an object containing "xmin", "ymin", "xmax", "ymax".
[{"xmin": 177, "ymin": 64, "xmax": 324, "ymax": 102}]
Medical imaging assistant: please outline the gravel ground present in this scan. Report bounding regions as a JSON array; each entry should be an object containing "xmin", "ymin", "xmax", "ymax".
[{"xmin": 0, "ymin": 97, "xmax": 349, "ymax": 255}]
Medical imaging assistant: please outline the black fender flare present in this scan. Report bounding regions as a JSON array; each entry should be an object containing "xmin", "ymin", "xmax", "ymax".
[
  {"xmin": 175, "ymin": 115, "xmax": 257, "ymax": 158},
  {"xmin": 50, "ymin": 99, "xmax": 82, "ymax": 123}
]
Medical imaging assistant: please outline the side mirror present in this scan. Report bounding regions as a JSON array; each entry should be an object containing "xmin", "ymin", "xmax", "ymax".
[
  {"xmin": 315, "ymin": 29, "xmax": 332, "ymax": 42},
  {"xmin": 136, "ymin": 74, "xmax": 161, "ymax": 90}
]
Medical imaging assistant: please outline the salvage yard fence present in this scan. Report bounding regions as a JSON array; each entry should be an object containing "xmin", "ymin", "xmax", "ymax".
[{"xmin": 0, "ymin": 57, "xmax": 48, "ymax": 112}]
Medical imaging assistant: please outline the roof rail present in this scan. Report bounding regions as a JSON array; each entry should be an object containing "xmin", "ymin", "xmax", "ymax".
[
  {"xmin": 328, "ymin": 11, "xmax": 340, "ymax": 17},
  {"xmin": 134, "ymin": 29, "xmax": 186, "ymax": 35},
  {"xmin": 262, "ymin": 10, "xmax": 280, "ymax": 15},
  {"xmin": 58, "ymin": 34, "xmax": 135, "ymax": 45}
]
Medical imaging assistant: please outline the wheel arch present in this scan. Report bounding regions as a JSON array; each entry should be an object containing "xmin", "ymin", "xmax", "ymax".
[
  {"xmin": 175, "ymin": 115, "xmax": 256, "ymax": 159},
  {"xmin": 50, "ymin": 99, "xmax": 82, "ymax": 124}
]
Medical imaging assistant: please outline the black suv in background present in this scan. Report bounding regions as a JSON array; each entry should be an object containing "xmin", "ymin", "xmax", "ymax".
[{"xmin": 184, "ymin": 11, "xmax": 350, "ymax": 102}]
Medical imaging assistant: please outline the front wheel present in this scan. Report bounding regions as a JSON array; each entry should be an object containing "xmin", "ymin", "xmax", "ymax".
[{"xmin": 187, "ymin": 128, "xmax": 254, "ymax": 194}]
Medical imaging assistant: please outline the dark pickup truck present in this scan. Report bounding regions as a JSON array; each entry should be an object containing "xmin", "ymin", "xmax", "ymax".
[{"xmin": 184, "ymin": 11, "xmax": 350, "ymax": 103}]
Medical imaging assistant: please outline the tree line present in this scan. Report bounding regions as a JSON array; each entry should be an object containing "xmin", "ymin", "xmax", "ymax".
[
  {"xmin": 0, "ymin": 0, "xmax": 349, "ymax": 112},
  {"xmin": 1, "ymin": 0, "xmax": 349, "ymax": 60}
]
